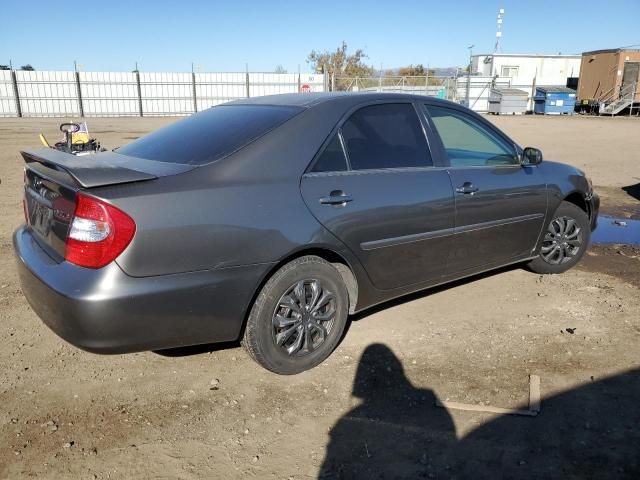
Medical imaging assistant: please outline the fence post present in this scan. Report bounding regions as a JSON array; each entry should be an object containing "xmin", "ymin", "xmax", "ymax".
[
  {"xmin": 135, "ymin": 71, "xmax": 143, "ymax": 117},
  {"xmin": 245, "ymin": 70, "xmax": 250, "ymax": 98},
  {"xmin": 530, "ymin": 75, "xmax": 537, "ymax": 113},
  {"xmin": 75, "ymin": 70, "xmax": 84, "ymax": 117},
  {"xmin": 192, "ymin": 71, "xmax": 198, "ymax": 113},
  {"xmin": 330, "ymin": 72, "xmax": 335, "ymax": 92},
  {"xmin": 297, "ymin": 73, "xmax": 301, "ymax": 93},
  {"xmin": 10, "ymin": 70, "xmax": 22, "ymax": 118}
]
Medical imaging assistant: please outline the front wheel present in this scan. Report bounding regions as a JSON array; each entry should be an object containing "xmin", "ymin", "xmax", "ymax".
[
  {"xmin": 242, "ymin": 256, "xmax": 349, "ymax": 374},
  {"xmin": 527, "ymin": 201, "xmax": 590, "ymax": 274}
]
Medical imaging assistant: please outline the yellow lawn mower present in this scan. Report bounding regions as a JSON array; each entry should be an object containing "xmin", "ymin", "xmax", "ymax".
[{"xmin": 39, "ymin": 122, "xmax": 104, "ymax": 156}]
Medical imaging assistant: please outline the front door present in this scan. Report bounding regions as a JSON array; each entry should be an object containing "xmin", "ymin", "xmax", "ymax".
[
  {"xmin": 621, "ymin": 62, "xmax": 640, "ymax": 98},
  {"xmin": 301, "ymin": 102, "xmax": 455, "ymax": 291},
  {"xmin": 424, "ymin": 104, "xmax": 547, "ymax": 275}
]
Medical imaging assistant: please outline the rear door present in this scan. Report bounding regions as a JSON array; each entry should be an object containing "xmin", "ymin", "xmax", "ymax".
[
  {"xmin": 301, "ymin": 102, "xmax": 454, "ymax": 291},
  {"xmin": 423, "ymin": 103, "xmax": 547, "ymax": 275}
]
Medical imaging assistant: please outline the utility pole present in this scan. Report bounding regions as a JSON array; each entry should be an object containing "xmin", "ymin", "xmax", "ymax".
[{"xmin": 466, "ymin": 45, "xmax": 474, "ymax": 107}]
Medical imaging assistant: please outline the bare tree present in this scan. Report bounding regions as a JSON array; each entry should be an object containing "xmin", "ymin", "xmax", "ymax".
[{"xmin": 274, "ymin": 65, "xmax": 287, "ymax": 74}]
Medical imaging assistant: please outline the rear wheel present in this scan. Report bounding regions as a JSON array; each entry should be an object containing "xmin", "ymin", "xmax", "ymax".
[
  {"xmin": 242, "ymin": 256, "xmax": 349, "ymax": 374},
  {"xmin": 527, "ymin": 201, "xmax": 590, "ymax": 274}
]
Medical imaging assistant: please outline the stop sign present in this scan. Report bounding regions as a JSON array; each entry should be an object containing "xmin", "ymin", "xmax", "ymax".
[{"xmin": 300, "ymin": 84, "xmax": 311, "ymax": 93}]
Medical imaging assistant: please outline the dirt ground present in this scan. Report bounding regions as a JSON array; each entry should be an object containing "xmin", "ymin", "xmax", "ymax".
[{"xmin": 0, "ymin": 115, "xmax": 639, "ymax": 479}]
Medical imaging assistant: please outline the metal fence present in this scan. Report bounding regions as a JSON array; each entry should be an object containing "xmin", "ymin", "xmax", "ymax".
[
  {"xmin": 0, "ymin": 69, "xmax": 582, "ymax": 117},
  {"xmin": 331, "ymin": 74, "xmax": 543, "ymax": 113},
  {"xmin": 0, "ymin": 70, "xmax": 327, "ymax": 117},
  {"xmin": 332, "ymin": 75, "xmax": 459, "ymax": 100}
]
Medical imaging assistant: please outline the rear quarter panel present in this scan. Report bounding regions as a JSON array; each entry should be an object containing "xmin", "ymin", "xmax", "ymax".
[{"xmin": 94, "ymin": 102, "xmax": 356, "ymax": 278}]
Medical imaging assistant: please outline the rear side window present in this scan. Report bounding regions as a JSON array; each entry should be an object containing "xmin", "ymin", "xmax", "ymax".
[
  {"xmin": 311, "ymin": 134, "xmax": 348, "ymax": 172},
  {"xmin": 117, "ymin": 105, "xmax": 302, "ymax": 165},
  {"xmin": 341, "ymin": 104, "xmax": 432, "ymax": 170}
]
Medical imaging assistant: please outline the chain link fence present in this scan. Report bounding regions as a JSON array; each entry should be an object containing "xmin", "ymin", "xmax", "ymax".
[
  {"xmin": 331, "ymin": 75, "xmax": 459, "ymax": 101},
  {"xmin": 329, "ymin": 74, "xmax": 556, "ymax": 113}
]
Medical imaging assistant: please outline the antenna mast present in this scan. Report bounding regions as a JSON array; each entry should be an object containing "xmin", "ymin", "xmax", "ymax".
[{"xmin": 494, "ymin": 8, "xmax": 505, "ymax": 53}]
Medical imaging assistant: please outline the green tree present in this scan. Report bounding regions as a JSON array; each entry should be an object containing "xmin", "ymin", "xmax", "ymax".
[
  {"xmin": 20, "ymin": 64, "xmax": 35, "ymax": 71},
  {"xmin": 307, "ymin": 42, "xmax": 374, "ymax": 78},
  {"xmin": 0, "ymin": 65, "xmax": 10, "ymax": 70}
]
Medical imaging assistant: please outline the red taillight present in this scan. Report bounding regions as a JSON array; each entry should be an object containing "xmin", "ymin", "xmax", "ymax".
[{"xmin": 65, "ymin": 193, "xmax": 136, "ymax": 269}]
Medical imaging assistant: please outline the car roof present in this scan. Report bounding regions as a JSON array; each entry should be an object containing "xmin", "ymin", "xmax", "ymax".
[{"xmin": 229, "ymin": 92, "xmax": 457, "ymax": 109}]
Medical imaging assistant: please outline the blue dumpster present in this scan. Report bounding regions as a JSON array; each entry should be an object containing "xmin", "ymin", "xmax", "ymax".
[{"xmin": 534, "ymin": 86, "xmax": 577, "ymax": 114}]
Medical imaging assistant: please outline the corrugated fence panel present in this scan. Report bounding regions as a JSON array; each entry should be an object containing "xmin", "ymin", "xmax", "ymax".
[
  {"xmin": 80, "ymin": 71, "xmax": 139, "ymax": 116},
  {"xmin": 249, "ymin": 73, "xmax": 299, "ymax": 96},
  {"xmin": 140, "ymin": 72, "xmax": 193, "ymax": 116},
  {"xmin": 457, "ymin": 76, "xmax": 512, "ymax": 112},
  {"xmin": 299, "ymin": 73, "xmax": 325, "ymax": 93},
  {"xmin": 0, "ymin": 70, "xmax": 328, "ymax": 117},
  {"xmin": 16, "ymin": 70, "xmax": 80, "ymax": 117},
  {"xmin": 0, "ymin": 70, "xmax": 17, "ymax": 117},
  {"xmin": 195, "ymin": 72, "xmax": 246, "ymax": 109}
]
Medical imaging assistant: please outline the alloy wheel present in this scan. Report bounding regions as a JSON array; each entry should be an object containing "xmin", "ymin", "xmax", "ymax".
[
  {"xmin": 272, "ymin": 279, "xmax": 336, "ymax": 356},
  {"xmin": 540, "ymin": 215, "xmax": 583, "ymax": 265}
]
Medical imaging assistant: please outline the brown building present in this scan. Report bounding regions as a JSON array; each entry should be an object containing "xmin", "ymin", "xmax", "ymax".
[{"xmin": 577, "ymin": 48, "xmax": 640, "ymax": 109}]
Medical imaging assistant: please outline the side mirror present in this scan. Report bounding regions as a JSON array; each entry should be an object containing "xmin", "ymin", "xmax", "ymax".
[{"xmin": 521, "ymin": 147, "xmax": 543, "ymax": 166}]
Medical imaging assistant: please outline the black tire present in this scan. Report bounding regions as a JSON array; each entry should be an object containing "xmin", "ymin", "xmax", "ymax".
[
  {"xmin": 242, "ymin": 256, "xmax": 349, "ymax": 375},
  {"xmin": 527, "ymin": 201, "xmax": 590, "ymax": 274}
]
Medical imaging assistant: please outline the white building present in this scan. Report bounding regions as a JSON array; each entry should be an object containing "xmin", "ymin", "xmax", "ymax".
[
  {"xmin": 471, "ymin": 53, "xmax": 581, "ymax": 88},
  {"xmin": 464, "ymin": 53, "xmax": 582, "ymax": 112}
]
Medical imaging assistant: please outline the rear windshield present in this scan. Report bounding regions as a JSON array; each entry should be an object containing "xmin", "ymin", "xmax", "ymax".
[{"xmin": 117, "ymin": 104, "xmax": 302, "ymax": 165}]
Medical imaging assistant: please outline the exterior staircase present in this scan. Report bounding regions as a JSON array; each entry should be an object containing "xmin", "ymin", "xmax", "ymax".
[{"xmin": 599, "ymin": 83, "xmax": 637, "ymax": 115}]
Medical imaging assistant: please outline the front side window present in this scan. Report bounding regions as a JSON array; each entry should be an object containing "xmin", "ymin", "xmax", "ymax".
[
  {"xmin": 341, "ymin": 103, "xmax": 432, "ymax": 170},
  {"xmin": 426, "ymin": 105, "xmax": 517, "ymax": 167}
]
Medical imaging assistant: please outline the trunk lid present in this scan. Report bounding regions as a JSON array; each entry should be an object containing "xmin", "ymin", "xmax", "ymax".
[{"xmin": 22, "ymin": 148, "xmax": 195, "ymax": 261}]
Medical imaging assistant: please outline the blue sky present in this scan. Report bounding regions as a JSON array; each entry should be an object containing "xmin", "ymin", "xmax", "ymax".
[{"xmin": 2, "ymin": 0, "xmax": 639, "ymax": 72}]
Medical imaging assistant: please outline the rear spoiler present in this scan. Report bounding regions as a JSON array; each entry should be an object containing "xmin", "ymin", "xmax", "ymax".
[{"xmin": 21, "ymin": 149, "xmax": 157, "ymax": 188}]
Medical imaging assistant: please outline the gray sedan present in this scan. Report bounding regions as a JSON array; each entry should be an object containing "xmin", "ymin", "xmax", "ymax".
[{"xmin": 14, "ymin": 93, "xmax": 599, "ymax": 374}]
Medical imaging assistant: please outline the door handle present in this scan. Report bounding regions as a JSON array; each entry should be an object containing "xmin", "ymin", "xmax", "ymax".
[
  {"xmin": 455, "ymin": 182, "xmax": 479, "ymax": 195},
  {"xmin": 319, "ymin": 190, "xmax": 353, "ymax": 206}
]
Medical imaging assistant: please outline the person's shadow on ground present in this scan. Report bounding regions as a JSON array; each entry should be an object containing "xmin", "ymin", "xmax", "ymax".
[{"xmin": 319, "ymin": 343, "xmax": 640, "ymax": 479}]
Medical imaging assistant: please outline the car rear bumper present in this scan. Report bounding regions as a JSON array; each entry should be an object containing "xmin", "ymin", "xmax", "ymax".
[{"xmin": 14, "ymin": 226, "xmax": 273, "ymax": 354}]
